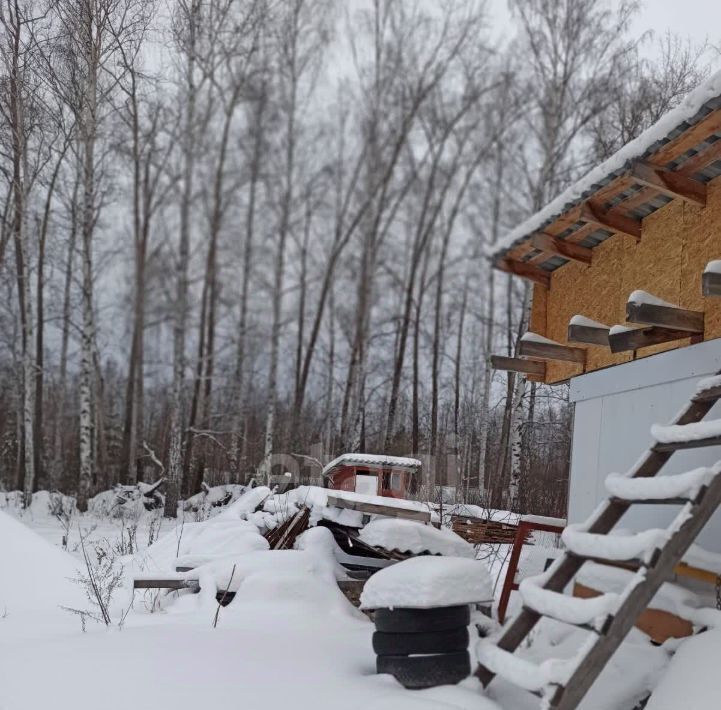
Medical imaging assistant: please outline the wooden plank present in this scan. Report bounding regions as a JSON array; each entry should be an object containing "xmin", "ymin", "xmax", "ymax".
[
  {"xmin": 567, "ymin": 323, "xmax": 609, "ymax": 347},
  {"xmin": 674, "ymin": 562, "xmax": 720, "ymax": 585},
  {"xmin": 607, "ymin": 185, "xmax": 657, "ymax": 215},
  {"xmin": 326, "ymin": 495, "xmax": 431, "ymax": 523},
  {"xmin": 608, "ymin": 325, "xmax": 689, "ymax": 353},
  {"xmin": 629, "ymin": 162, "xmax": 707, "ymax": 206},
  {"xmin": 675, "ymin": 139, "xmax": 721, "ymax": 177},
  {"xmin": 530, "ymin": 233, "xmax": 593, "ymax": 265},
  {"xmin": 653, "ymin": 434, "xmax": 721, "ymax": 452},
  {"xmin": 702, "ymin": 269, "xmax": 721, "ymax": 297},
  {"xmin": 626, "ymin": 300, "xmax": 704, "ymax": 333},
  {"xmin": 576, "ymin": 200, "xmax": 642, "ymax": 242},
  {"xmin": 133, "ymin": 578, "xmax": 200, "ymax": 591},
  {"xmin": 518, "ymin": 338, "xmax": 586, "ymax": 364},
  {"xmin": 495, "ymin": 258, "xmax": 551, "ymax": 287},
  {"xmin": 651, "ymin": 109, "xmax": 721, "ymax": 166},
  {"xmin": 490, "ymin": 355, "xmax": 545, "ymax": 376}
]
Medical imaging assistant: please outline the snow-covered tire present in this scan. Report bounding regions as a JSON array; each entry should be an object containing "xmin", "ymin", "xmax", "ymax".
[
  {"xmin": 372, "ymin": 627, "xmax": 469, "ymax": 656},
  {"xmin": 376, "ymin": 651, "xmax": 470, "ymax": 689},
  {"xmin": 374, "ymin": 605, "xmax": 470, "ymax": 634}
]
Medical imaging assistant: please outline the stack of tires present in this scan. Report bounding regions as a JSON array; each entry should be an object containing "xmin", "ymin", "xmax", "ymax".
[{"xmin": 373, "ymin": 604, "xmax": 471, "ymax": 689}]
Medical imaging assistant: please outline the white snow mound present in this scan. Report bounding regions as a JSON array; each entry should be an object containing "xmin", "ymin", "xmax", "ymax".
[
  {"xmin": 0, "ymin": 510, "xmax": 84, "ymax": 613},
  {"xmin": 358, "ymin": 518, "xmax": 474, "ymax": 557},
  {"xmin": 360, "ymin": 556, "xmax": 492, "ymax": 609}
]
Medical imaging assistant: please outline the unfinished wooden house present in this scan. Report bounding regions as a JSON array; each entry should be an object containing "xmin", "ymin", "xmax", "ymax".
[{"xmin": 491, "ymin": 74, "xmax": 721, "ymax": 553}]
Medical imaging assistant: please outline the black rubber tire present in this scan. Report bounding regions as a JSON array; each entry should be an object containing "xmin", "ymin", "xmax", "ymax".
[
  {"xmin": 373, "ymin": 627, "xmax": 469, "ymax": 656},
  {"xmin": 376, "ymin": 651, "xmax": 471, "ymax": 689},
  {"xmin": 374, "ymin": 605, "xmax": 470, "ymax": 634}
]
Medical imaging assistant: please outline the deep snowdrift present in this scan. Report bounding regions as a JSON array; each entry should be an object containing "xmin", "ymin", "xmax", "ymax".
[{"xmin": 0, "ymin": 510, "xmax": 83, "ymax": 615}]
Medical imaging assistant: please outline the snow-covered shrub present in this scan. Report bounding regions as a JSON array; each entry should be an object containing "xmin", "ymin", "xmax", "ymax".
[
  {"xmin": 182, "ymin": 483, "xmax": 249, "ymax": 520},
  {"xmin": 88, "ymin": 481, "xmax": 164, "ymax": 519}
]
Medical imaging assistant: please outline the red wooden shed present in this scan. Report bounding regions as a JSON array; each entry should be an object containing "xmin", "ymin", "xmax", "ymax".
[{"xmin": 322, "ymin": 453, "xmax": 422, "ymax": 500}]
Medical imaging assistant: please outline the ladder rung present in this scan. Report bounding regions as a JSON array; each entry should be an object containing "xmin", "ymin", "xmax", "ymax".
[
  {"xmin": 520, "ymin": 606, "xmax": 613, "ymax": 635},
  {"xmin": 609, "ymin": 496, "xmax": 693, "ymax": 505},
  {"xmin": 693, "ymin": 384, "xmax": 721, "ymax": 402},
  {"xmin": 653, "ymin": 434, "xmax": 721, "ymax": 452},
  {"xmin": 566, "ymin": 552, "xmax": 645, "ymax": 572}
]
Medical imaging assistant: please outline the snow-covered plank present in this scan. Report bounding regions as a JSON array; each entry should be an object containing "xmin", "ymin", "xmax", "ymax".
[
  {"xmin": 325, "ymin": 494, "xmax": 431, "ymax": 523},
  {"xmin": 568, "ymin": 315, "xmax": 610, "ymax": 347},
  {"xmin": 530, "ymin": 232, "xmax": 593, "ymax": 265},
  {"xmin": 702, "ymin": 260, "xmax": 721, "ymax": 297},
  {"xmin": 562, "ymin": 526, "xmax": 670, "ymax": 565},
  {"xmin": 519, "ymin": 332, "xmax": 586, "ymax": 364},
  {"xmin": 651, "ymin": 418, "xmax": 721, "ymax": 445},
  {"xmin": 490, "ymin": 354, "xmax": 545, "ymax": 377},
  {"xmin": 519, "ymin": 575, "xmax": 618, "ymax": 627},
  {"xmin": 605, "ymin": 465, "xmax": 720, "ymax": 502},
  {"xmin": 608, "ymin": 324, "xmax": 690, "ymax": 353},
  {"xmin": 626, "ymin": 290, "xmax": 704, "ymax": 333},
  {"xmin": 693, "ymin": 373, "xmax": 721, "ymax": 405}
]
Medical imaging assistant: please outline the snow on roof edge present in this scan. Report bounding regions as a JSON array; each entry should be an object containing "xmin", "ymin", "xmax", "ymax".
[
  {"xmin": 322, "ymin": 452, "xmax": 422, "ymax": 475},
  {"xmin": 490, "ymin": 70, "xmax": 721, "ymax": 262}
]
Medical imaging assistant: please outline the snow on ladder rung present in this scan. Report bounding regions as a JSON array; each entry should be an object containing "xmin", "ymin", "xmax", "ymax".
[
  {"xmin": 562, "ymin": 526, "xmax": 670, "ymax": 565},
  {"xmin": 477, "ymin": 642, "xmax": 553, "ymax": 694},
  {"xmin": 694, "ymin": 374, "xmax": 721, "ymax": 400},
  {"xmin": 605, "ymin": 465, "xmax": 721, "ymax": 502},
  {"xmin": 519, "ymin": 576, "xmax": 618, "ymax": 630},
  {"xmin": 651, "ymin": 419, "xmax": 721, "ymax": 446}
]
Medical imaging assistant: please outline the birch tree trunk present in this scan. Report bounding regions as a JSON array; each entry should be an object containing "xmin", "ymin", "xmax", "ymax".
[{"xmin": 166, "ymin": 0, "xmax": 201, "ymax": 516}]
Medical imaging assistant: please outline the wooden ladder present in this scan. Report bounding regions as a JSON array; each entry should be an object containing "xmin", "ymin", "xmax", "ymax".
[{"xmin": 476, "ymin": 372, "xmax": 721, "ymax": 709}]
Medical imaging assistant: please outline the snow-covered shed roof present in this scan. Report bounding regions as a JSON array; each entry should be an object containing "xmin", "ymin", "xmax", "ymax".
[
  {"xmin": 322, "ymin": 453, "xmax": 422, "ymax": 476},
  {"xmin": 492, "ymin": 70, "xmax": 721, "ymax": 277}
]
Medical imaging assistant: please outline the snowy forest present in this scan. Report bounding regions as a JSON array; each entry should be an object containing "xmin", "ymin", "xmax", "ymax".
[{"xmin": 0, "ymin": 0, "xmax": 710, "ymax": 517}]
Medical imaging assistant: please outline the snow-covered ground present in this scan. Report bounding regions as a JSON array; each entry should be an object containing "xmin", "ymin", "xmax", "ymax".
[{"xmin": 0, "ymin": 491, "xmax": 715, "ymax": 710}]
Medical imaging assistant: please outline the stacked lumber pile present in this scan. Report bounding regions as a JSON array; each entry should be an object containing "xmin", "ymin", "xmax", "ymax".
[
  {"xmin": 264, "ymin": 506, "xmax": 310, "ymax": 550},
  {"xmin": 451, "ymin": 515, "xmax": 527, "ymax": 545}
]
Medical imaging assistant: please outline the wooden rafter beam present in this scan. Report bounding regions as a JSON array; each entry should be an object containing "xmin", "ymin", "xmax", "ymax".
[
  {"xmin": 608, "ymin": 325, "xmax": 690, "ymax": 354},
  {"xmin": 567, "ymin": 319, "xmax": 610, "ymax": 347},
  {"xmin": 652, "ymin": 109, "xmax": 721, "ymax": 165},
  {"xmin": 675, "ymin": 139, "xmax": 721, "ymax": 177},
  {"xmin": 495, "ymin": 258, "xmax": 550, "ymax": 287},
  {"xmin": 626, "ymin": 293, "xmax": 704, "ymax": 334},
  {"xmin": 518, "ymin": 335, "xmax": 586, "ymax": 364},
  {"xmin": 702, "ymin": 263, "xmax": 721, "ymax": 296},
  {"xmin": 630, "ymin": 162, "xmax": 707, "ymax": 207},
  {"xmin": 530, "ymin": 232, "xmax": 593, "ymax": 265},
  {"xmin": 611, "ymin": 185, "xmax": 658, "ymax": 215},
  {"xmin": 576, "ymin": 200, "xmax": 642, "ymax": 242},
  {"xmin": 490, "ymin": 355, "xmax": 545, "ymax": 377}
]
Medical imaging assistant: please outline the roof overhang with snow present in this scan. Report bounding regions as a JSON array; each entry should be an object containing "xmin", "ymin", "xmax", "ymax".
[
  {"xmin": 322, "ymin": 453, "xmax": 422, "ymax": 477},
  {"xmin": 491, "ymin": 72, "xmax": 721, "ymax": 281}
]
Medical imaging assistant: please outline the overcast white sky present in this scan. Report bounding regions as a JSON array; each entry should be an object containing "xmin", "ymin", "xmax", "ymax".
[{"xmin": 490, "ymin": 0, "xmax": 719, "ymax": 64}]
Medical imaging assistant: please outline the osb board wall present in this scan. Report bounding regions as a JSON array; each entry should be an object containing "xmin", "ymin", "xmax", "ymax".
[{"xmin": 531, "ymin": 179, "xmax": 721, "ymax": 384}]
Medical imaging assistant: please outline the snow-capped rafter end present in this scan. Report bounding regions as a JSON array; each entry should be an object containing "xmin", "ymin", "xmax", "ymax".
[
  {"xmin": 519, "ymin": 332, "xmax": 586, "ymax": 365},
  {"xmin": 567, "ymin": 315, "xmax": 610, "ymax": 347},
  {"xmin": 608, "ymin": 324, "xmax": 691, "ymax": 354},
  {"xmin": 626, "ymin": 290, "xmax": 704, "ymax": 334},
  {"xmin": 702, "ymin": 260, "xmax": 721, "ymax": 297}
]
